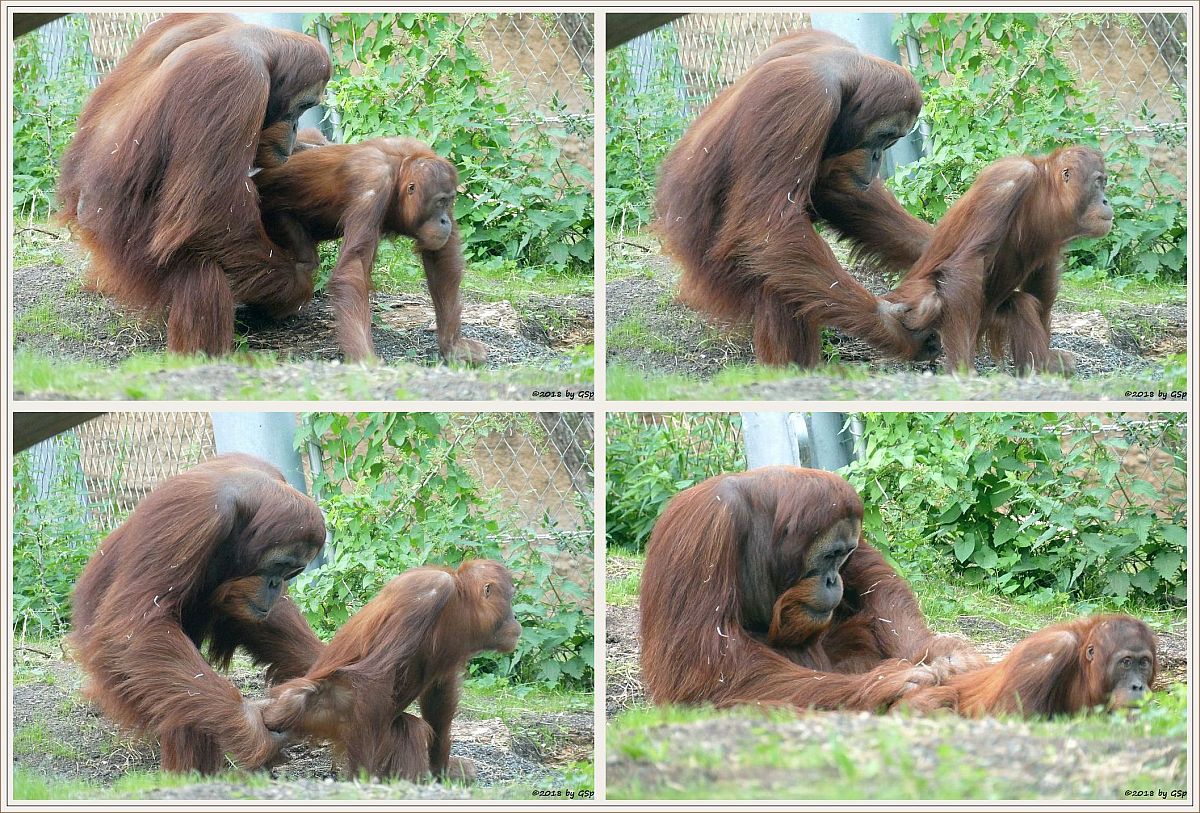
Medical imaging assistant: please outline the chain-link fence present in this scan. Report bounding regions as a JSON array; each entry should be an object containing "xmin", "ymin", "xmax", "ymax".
[
  {"xmin": 610, "ymin": 12, "xmax": 1187, "ymax": 234},
  {"xmin": 622, "ymin": 13, "xmax": 1184, "ymax": 127},
  {"xmin": 1044, "ymin": 414, "xmax": 1186, "ymax": 521},
  {"xmin": 32, "ymin": 13, "xmax": 592, "ymax": 119},
  {"xmin": 18, "ymin": 12, "xmax": 594, "ymax": 223},
  {"xmin": 627, "ymin": 412, "xmax": 745, "ymax": 479},
  {"xmin": 22, "ymin": 412, "xmax": 593, "ymax": 538}
]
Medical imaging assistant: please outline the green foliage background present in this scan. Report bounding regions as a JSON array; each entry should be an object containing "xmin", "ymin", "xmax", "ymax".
[
  {"xmin": 293, "ymin": 412, "xmax": 594, "ymax": 690},
  {"xmin": 11, "ymin": 13, "xmax": 593, "ymax": 280},
  {"xmin": 11, "ymin": 16, "xmax": 89, "ymax": 218},
  {"xmin": 844, "ymin": 412, "xmax": 1185, "ymax": 608},
  {"xmin": 605, "ymin": 412, "xmax": 1185, "ymax": 610},
  {"xmin": 605, "ymin": 413, "xmax": 743, "ymax": 552},
  {"xmin": 310, "ymin": 13, "xmax": 593, "ymax": 279},
  {"xmin": 604, "ymin": 13, "xmax": 1185, "ymax": 282},
  {"xmin": 11, "ymin": 413, "xmax": 594, "ymax": 692}
]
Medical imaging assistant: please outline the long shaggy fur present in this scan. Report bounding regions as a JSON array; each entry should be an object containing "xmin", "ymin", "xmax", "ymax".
[
  {"xmin": 254, "ymin": 135, "xmax": 484, "ymax": 365},
  {"xmin": 264, "ymin": 560, "xmax": 521, "ymax": 781},
  {"xmin": 654, "ymin": 29, "xmax": 936, "ymax": 367},
  {"xmin": 56, "ymin": 13, "xmax": 331, "ymax": 355},
  {"xmin": 69, "ymin": 454, "xmax": 326, "ymax": 773},
  {"xmin": 885, "ymin": 145, "xmax": 1113, "ymax": 375},
  {"xmin": 900, "ymin": 615, "xmax": 1157, "ymax": 717},
  {"xmin": 639, "ymin": 467, "xmax": 982, "ymax": 712}
]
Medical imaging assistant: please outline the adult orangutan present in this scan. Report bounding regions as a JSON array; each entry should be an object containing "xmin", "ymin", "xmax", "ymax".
[
  {"xmin": 640, "ymin": 467, "xmax": 983, "ymax": 711},
  {"xmin": 900, "ymin": 615, "xmax": 1156, "ymax": 717},
  {"xmin": 655, "ymin": 29, "xmax": 938, "ymax": 367},
  {"xmin": 254, "ymin": 135, "xmax": 486, "ymax": 364},
  {"xmin": 263, "ymin": 561, "xmax": 521, "ymax": 781},
  {"xmin": 57, "ymin": 13, "xmax": 331, "ymax": 355},
  {"xmin": 69, "ymin": 454, "xmax": 326, "ymax": 773},
  {"xmin": 885, "ymin": 146, "xmax": 1114, "ymax": 375}
]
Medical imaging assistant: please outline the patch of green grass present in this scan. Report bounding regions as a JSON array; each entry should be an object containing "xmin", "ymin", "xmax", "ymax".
[
  {"xmin": 1060, "ymin": 276, "xmax": 1186, "ymax": 309},
  {"xmin": 12, "ymin": 225, "xmax": 74, "ymax": 268},
  {"xmin": 11, "ymin": 349, "xmax": 419, "ymax": 401},
  {"xmin": 14, "ymin": 343, "xmax": 594, "ymax": 401},
  {"xmin": 13, "ymin": 723, "xmax": 82, "ymax": 760},
  {"xmin": 477, "ymin": 347, "xmax": 595, "ymax": 394},
  {"xmin": 605, "ymin": 361, "xmax": 861, "ymax": 400},
  {"xmin": 606, "ymin": 359, "xmax": 1187, "ymax": 402},
  {"xmin": 607, "ymin": 317, "xmax": 681, "ymax": 355},
  {"xmin": 13, "ymin": 769, "xmax": 279, "ymax": 801},
  {"xmin": 608, "ymin": 701, "xmax": 1185, "ymax": 800},
  {"xmin": 13, "ymin": 299, "xmax": 86, "ymax": 341},
  {"xmin": 605, "ymin": 230, "xmax": 660, "ymax": 281},
  {"xmin": 365, "ymin": 246, "xmax": 591, "ymax": 304},
  {"xmin": 460, "ymin": 681, "xmax": 591, "ymax": 720},
  {"xmin": 605, "ymin": 555, "xmax": 643, "ymax": 608}
]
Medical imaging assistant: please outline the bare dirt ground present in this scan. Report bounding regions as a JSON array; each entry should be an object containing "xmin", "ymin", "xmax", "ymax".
[
  {"xmin": 606, "ymin": 241, "xmax": 1186, "ymax": 401},
  {"xmin": 12, "ymin": 242, "xmax": 593, "ymax": 401},
  {"xmin": 12, "ymin": 653, "xmax": 592, "ymax": 801},
  {"xmin": 604, "ymin": 556, "xmax": 1189, "ymax": 801}
]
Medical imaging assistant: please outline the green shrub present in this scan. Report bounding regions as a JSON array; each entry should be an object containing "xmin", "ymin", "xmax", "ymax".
[
  {"xmin": 293, "ymin": 412, "xmax": 593, "ymax": 690},
  {"xmin": 892, "ymin": 13, "xmax": 1185, "ymax": 282},
  {"xmin": 845, "ymin": 412, "xmax": 1185, "ymax": 607},
  {"xmin": 12, "ymin": 16, "xmax": 89, "ymax": 219},
  {"xmin": 12, "ymin": 439, "xmax": 98, "ymax": 637},
  {"xmin": 311, "ymin": 13, "xmax": 593, "ymax": 278},
  {"xmin": 605, "ymin": 35, "xmax": 690, "ymax": 230},
  {"xmin": 605, "ymin": 413, "xmax": 743, "ymax": 551}
]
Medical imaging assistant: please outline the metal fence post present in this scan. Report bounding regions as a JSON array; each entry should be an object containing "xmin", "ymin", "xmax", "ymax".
[
  {"xmin": 741, "ymin": 412, "xmax": 801, "ymax": 469},
  {"xmin": 805, "ymin": 412, "xmax": 856, "ymax": 471}
]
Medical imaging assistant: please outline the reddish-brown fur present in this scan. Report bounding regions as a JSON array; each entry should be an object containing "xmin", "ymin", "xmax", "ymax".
[
  {"xmin": 264, "ymin": 560, "xmax": 521, "ymax": 781},
  {"xmin": 56, "ymin": 13, "xmax": 331, "ymax": 355},
  {"xmin": 69, "ymin": 454, "xmax": 326, "ymax": 773},
  {"xmin": 885, "ymin": 145, "xmax": 1114, "ymax": 375},
  {"xmin": 640, "ymin": 467, "xmax": 982, "ymax": 711},
  {"xmin": 655, "ymin": 29, "xmax": 937, "ymax": 367},
  {"xmin": 254, "ymin": 136, "xmax": 486, "ymax": 365},
  {"xmin": 901, "ymin": 615, "xmax": 1157, "ymax": 717}
]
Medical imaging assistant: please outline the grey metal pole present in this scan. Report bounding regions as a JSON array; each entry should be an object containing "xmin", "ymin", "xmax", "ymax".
[
  {"xmin": 211, "ymin": 412, "xmax": 329, "ymax": 569},
  {"xmin": 212, "ymin": 412, "xmax": 307, "ymax": 492},
  {"xmin": 237, "ymin": 12, "xmax": 327, "ymax": 133},
  {"xmin": 808, "ymin": 12, "xmax": 923, "ymax": 175},
  {"xmin": 741, "ymin": 412, "xmax": 800, "ymax": 469},
  {"xmin": 806, "ymin": 412, "xmax": 853, "ymax": 471}
]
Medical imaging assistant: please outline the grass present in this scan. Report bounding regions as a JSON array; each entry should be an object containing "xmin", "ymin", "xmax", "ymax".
[
  {"xmin": 13, "ymin": 722, "xmax": 82, "ymax": 761},
  {"xmin": 606, "ymin": 228, "xmax": 1188, "ymax": 402},
  {"xmin": 607, "ymin": 316, "xmax": 683, "ymax": 355},
  {"xmin": 1059, "ymin": 275, "xmax": 1187, "ymax": 309},
  {"xmin": 11, "ymin": 646, "xmax": 594, "ymax": 801},
  {"xmin": 12, "ymin": 223, "xmax": 594, "ymax": 401},
  {"xmin": 605, "ymin": 553, "xmax": 643, "ymax": 607},
  {"xmin": 606, "ymin": 358, "xmax": 1188, "ymax": 402},
  {"xmin": 361, "ymin": 241, "xmax": 592, "ymax": 304},
  {"xmin": 606, "ymin": 360, "xmax": 875, "ymax": 401},
  {"xmin": 14, "ymin": 771, "xmax": 220, "ymax": 802},
  {"xmin": 11, "ymin": 349, "xmax": 412, "ymax": 401},
  {"xmin": 13, "ymin": 299, "xmax": 87, "ymax": 341},
  {"xmin": 607, "ymin": 693, "xmax": 1188, "ymax": 801},
  {"xmin": 11, "ymin": 223, "xmax": 73, "ymax": 267},
  {"xmin": 14, "ymin": 345, "xmax": 595, "ymax": 401}
]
